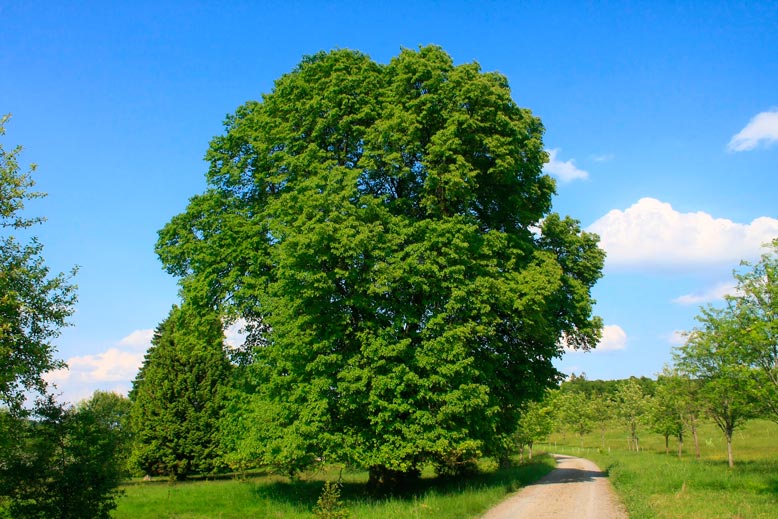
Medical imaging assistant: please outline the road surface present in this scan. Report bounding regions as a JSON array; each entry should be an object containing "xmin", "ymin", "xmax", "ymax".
[{"xmin": 480, "ymin": 454, "xmax": 628, "ymax": 519}]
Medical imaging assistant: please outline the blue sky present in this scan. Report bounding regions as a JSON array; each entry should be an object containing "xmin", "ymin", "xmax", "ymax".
[{"xmin": 3, "ymin": 1, "xmax": 777, "ymax": 403}]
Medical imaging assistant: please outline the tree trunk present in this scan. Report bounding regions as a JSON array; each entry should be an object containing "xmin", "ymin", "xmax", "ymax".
[
  {"xmin": 528, "ymin": 441, "xmax": 534, "ymax": 460},
  {"xmin": 726, "ymin": 429, "xmax": 734, "ymax": 468},
  {"xmin": 367, "ymin": 465, "xmax": 420, "ymax": 494},
  {"xmin": 677, "ymin": 430, "xmax": 684, "ymax": 458},
  {"xmin": 664, "ymin": 434, "xmax": 669, "ymax": 454},
  {"xmin": 691, "ymin": 421, "xmax": 700, "ymax": 459}
]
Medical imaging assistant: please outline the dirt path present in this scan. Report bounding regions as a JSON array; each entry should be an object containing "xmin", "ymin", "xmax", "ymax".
[{"xmin": 480, "ymin": 454, "xmax": 628, "ymax": 519}]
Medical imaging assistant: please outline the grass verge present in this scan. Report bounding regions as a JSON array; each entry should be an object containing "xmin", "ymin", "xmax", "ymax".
[
  {"xmin": 545, "ymin": 419, "xmax": 778, "ymax": 518},
  {"xmin": 113, "ymin": 455, "xmax": 556, "ymax": 519}
]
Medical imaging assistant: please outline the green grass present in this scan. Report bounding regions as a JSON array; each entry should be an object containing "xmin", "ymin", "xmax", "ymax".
[
  {"xmin": 113, "ymin": 456, "xmax": 556, "ymax": 519},
  {"xmin": 543, "ymin": 419, "xmax": 778, "ymax": 518}
]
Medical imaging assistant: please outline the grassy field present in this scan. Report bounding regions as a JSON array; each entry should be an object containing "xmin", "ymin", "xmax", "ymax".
[
  {"xmin": 543, "ymin": 419, "xmax": 778, "ymax": 518},
  {"xmin": 113, "ymin": 456, "xmax": 556, "ymax": 519}
]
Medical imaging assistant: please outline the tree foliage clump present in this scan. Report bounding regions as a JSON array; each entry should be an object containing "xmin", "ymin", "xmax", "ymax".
[
  {"xmin": 157, "ymin": 47, "xmax": 604, "ymax": 483},
  {"xmin": 0, "ymin": 114, "xmax": 77, "ymax": 413},
  {"xmin": 730, "ymin": 240, "xmax": 778, "ymax": 422},
  {"xmin": 128, "ymin": 305, "xmax": 232, "ymax": 480},
  {"xmin": 0, "ymin": 397, "xmax": 125, "ymax": 519},
  {"xmin": 1, "ymin": 115, "xmax": 123, "ymax": 517}
]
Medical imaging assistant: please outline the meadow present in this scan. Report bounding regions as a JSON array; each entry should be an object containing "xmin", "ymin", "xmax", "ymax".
[
  {"xmin": 113, "ymin": 456, "xmax": 556, "ymax": 519},
  {"xmin": 545, "ymin": 419, "xmax": 778, "ymax": 518},
  {"xmin": 114, "ymin": 420, "xmax": 778, "ymax": 518}
]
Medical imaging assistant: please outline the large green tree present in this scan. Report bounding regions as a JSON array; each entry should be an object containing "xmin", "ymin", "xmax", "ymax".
[
  {"xmin": 128, "ymin": 304, "xmax": 232, "ymax": 480},
  {"xmin": 157, "ymin": 47, "xmax": 604, "ymax": 485}
]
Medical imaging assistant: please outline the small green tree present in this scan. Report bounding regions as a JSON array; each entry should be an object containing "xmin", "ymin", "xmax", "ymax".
[
  {"xmin": 649, "ymin": 374, "xmax": 686, "ymax": 455},
  {"xmin": 556, "ymin": 387, "xmax": 595, "ymax": 447},
  {"xmin": 79, "ymin": 390, "xmax": 132, "ymax": 474},
  {"xmin": 128, "ymin": 305, "xmax": 232, "ymax": 479},
  {"xmin": 515, "ymin": 398, "xmax": 554, "ymax": 460},
  {"xmin": 313, "ymin": 481, "xmax": 350, "ymax": 519},
  {"xmin": 674, "ymin": 308, "xmax": 758, "ymax": 468},
  {"xmin": 615, "ymin": 378, "xmax": 649, "ymax": 451},
  {"xmin": 0, "ymin": 115, "xmax": 123, "ymax": 517}
]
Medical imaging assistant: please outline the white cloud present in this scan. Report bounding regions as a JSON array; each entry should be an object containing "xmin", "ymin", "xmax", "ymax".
[
  {"xmin": 118, "ymin": 329, "xmax": 154, "ymax": 348},
  {"xmin": 44, "ymin": 321, "xmax": 249, "ymax": 404},
  {"xmin": 224, "ymin": 319, "xmax": 248, "ymax": 349},
  {"xmin": 728, "ymin": 109, "xmax": 778, "ymax": 151},
  {"xmin": 668, "ymin": 330, "xmax": 687, "ymax": 346},
  {"xmin": 564, "ymin": 324, "xmax": 627, "ymax": 353},
  {"xmin": 673, "ymin": 281, "xmax": 738, "ymax": 305},
  {"xmin": 54, "ymin": 349, "xmax": 145, "ymax": 385},
  {"xmin": 543, "ymin": 148, "xmax": 589, "ymax": 182},
  {"xmin": 597, "ymin": 324, "xmax": 627, "ymax": 351},
  {"xmin": 44, "ymin": 330, "xmax": 153, "ymax": 404},
  {"xmin": 588, "ymin": 198, "xmax": 778, "ymax": 269},
  {"xmin": 44, "ymin": 347, "xmax": 145, "ymax": 404}
]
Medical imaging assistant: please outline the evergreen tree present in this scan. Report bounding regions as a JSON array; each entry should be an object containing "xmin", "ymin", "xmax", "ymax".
[{"xmin": 128, "ymin": 305, "xmax": 232, "ymax": 479}]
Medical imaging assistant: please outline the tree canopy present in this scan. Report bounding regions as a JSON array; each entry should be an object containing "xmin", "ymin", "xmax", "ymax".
[
  {"xmin": 156, "ymin": 47, "xmax": 604, "ymax": 482},
  {"xmin": 0, "ymin": 114, "xmax": 77, "ymax": 412}
]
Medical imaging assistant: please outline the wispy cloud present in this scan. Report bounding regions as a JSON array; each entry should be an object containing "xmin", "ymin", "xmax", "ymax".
[
  {"xmin": 673, "ymin": 281, "xmax": 738, "ymax": 305},
  {"xmin": 668, "ymin": 330, "xmax": 687, "ymax": 346},
  {"xmin": 588, "ymin": 197, "xmax": 778, "ymax": 269},
  {"xmin": 543, "ymin": 148, "xmax": 589, "ymax": 182},
  {"xmin": 118, "ymin": 329, "xmax": 154, "ymax": 348},
  {"xmin": 728, "ymin": 109, "xmax": 778, "ymax": 151},
  {"xmin": 591, "ymin": 153, "xmax": 615, "ymax": 163}
]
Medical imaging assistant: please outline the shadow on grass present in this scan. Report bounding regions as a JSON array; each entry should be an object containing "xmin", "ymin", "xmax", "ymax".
[{"xmin": 252, "ymin": 456, "xmax": 555, "ymax": 509}]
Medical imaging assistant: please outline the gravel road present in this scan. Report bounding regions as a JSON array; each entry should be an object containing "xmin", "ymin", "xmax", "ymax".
[{"xmin": 480, "ymin": 454, "xmax": 628, "ymax": 519}]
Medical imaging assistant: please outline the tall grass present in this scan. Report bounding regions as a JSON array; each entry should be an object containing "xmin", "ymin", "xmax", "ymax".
[
  {"xmin": 113, "ymin": 456, "xmax": 556, "ymax": 519},
  {"xmin": 545, "ymin": 419, "xmax": 778, "ymax": 518}
]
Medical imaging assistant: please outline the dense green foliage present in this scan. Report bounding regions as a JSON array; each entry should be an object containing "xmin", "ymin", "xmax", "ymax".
[
  {"xmin": 79, "ymin": 390, "xmax": 133, "ymax": 475},
  {"xmin": 128, "ymin": 305, "xmax": 232, "ymax": 480},
  {"xmin": 157, "ymin": 46, "xmax": 604, "ymax": 483},
  {"xmin": 0, "ymin": 398, "xmax": 125, "ymax": 519},
  {"xmin": 728, "ymin": 241, "xmax": 778, "ymax": 422},
  {"xmin": 669, "ymin": 244, "xmax": 778, "ymax": 467}
]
